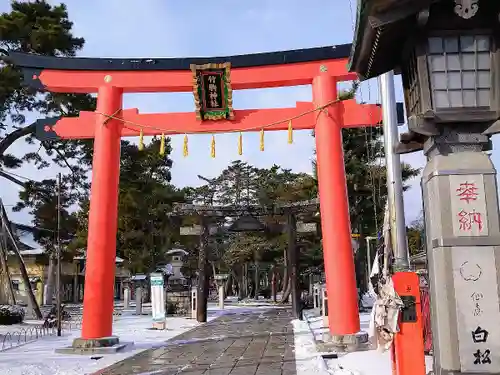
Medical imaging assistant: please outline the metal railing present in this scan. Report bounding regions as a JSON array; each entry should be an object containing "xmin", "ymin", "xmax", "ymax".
[
  {"xmin": 0, "ymin": 313, "xmax": 84, "ymax": 351},
  {"xmin": 0, "ymin": 307, "xmax": 125, "ymax": 352}
]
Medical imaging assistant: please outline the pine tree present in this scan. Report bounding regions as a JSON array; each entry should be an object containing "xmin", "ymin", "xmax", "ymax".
[
  {"xmin": 71, "ymin": 137, "xmax": 187, "ymax": 274},
  {"xmin": 0, "ymin": 1, "xmax": 95, "ymax": 317}
]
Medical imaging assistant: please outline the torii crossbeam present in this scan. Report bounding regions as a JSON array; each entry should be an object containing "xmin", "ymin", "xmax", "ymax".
[{"xmin": 9, "ymin": 44, "xmax": 382, "ymax": 347}]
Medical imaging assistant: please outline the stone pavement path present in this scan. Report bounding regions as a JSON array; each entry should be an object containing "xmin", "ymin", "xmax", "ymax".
[{"xmin": 95, "ymin": 308, "xmax": 298, "ymax": 375}]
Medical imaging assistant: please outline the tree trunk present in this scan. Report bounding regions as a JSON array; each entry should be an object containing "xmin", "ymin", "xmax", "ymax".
[
  {"xmin": 253, "ymin": 260, "xmax": 260, "ymax": 300},
  {"xmin": 224, "ymin": 272, "xmax": 233, "ymax": 296},
  {"xmin": 0, "ymin": 202, "xmax": 42, "ymax": 319},
  {"xmin": 243, "ymin": 262, "xmax": 249, "ymax": 297},
  {"xmin": 236, "ymin": 266, "xmax": 245, "ymax": 300},
  {"xmin": 196, "ymin": 218, "xmax": 209, "ymax": 323},
  {"xmin": 281, "ymin": 248, "xmax": 288, "ymax": 293},
  {"xmin": 44, "ymin": 253, "xmax": 56, "ymax": 305},
  {"xmin": 280, "ymin": 276, "xmax": 292, "ymax": 303},
  {"xmin": 0, "ymin": 228, "xmax": 15, "ymax": 305},
  {"xmin": 287, "ymin": 213, "xmax": 301, "ymax": 319},
  {"xmin": 230, "ymin": 268, "xmax": 240, "ymax": 298},
  {"xmin": 210, "ymin": 261, "xmax": 217, "ymax": 279},
  {"xmin": 271, "ymin": 267, "xmax": 277, "ymax": 302}
]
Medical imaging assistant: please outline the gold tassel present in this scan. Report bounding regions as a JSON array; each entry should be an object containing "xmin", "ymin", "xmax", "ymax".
[
  {"xmin": 287, "ymin": 120, "xmax": 293, "ymax": 144},
  {"xmin": 260, "ymin": 129, "xmax": 265, "ymax": 151},
  {"xmin": 138, "ymin": 128, "xmax": 144, "ymax": 151},
  {"xmin": 183, "ymin": 134, "xmax": 189, "ymax": 157},
  {"xmin": 159, "ymin": 133, "xmax": 165, "ymax": 156},
  {"xmin": 210, "ymin": 135, "xmax": 216, "ymax": 158},
  {"xmin": 238, "ymin": 132, "xmax": 243, "ymax": 155}
]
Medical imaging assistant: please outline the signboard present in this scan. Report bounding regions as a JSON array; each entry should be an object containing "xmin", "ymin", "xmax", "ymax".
[
  {"xmin": 214, "ymin": 274, "xmax": 229, "ymax": 281},
  {"xmin": 180, "ymin": 225, "xmax": 218, "ymax": 236},
  {"xmin": 452, "ymin": 247, "xmax": 500, "ymax": 371},
  {"xmin": 449, "ymin": 175, "xmax": 488, "ymax": 237},
  {"xmin": 296, "ymin": 222, "xmax": 317, "ymax": 233},
  {"xmin": 191, "ymin": 63, "xmax": 234, "ymax": 121},
  {"xmin": 149, "ymin": 273, "xmax": 165, "ymax": 323}
]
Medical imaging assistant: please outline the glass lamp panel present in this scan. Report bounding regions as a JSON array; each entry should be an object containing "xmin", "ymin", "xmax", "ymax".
[
  {"xmin": 477, "ymin": 52, "xmax": 490, "ymax": 70},
  {"xmin": 448, "ymin": 72, "xmax": 462, "ymax": 89},
  {"xmin": 463, "ymin": 90, "xmax": 476, "ymax": 107},
  {"xmin": 477, "ymin": 89, "xmax": 490, "ymax": 107},
  {"xmin": 428, "ymin": 37, "xmax": 443, "ymax": 53},
  {"xmin": 444, "ymin": 37, "xmax": 459, "ymax": 53},
  {"xmin": 431, "ymin": 72, "xmax": 447, "ymax": 90},
  {"xmin": 429, "ymin": 55, "xmax": 445, "ymax": 71},
  {"xmin": 427, "ymin": 35, "xmax": 492, "ymax": 110},
  {"xmin": 434, "ymin": 90, "xmax": 450, "ymax": 108},
  {"xmin": 449, "ymin": 90, "xmax": 463, "ymax": 107},
  {"xmin": 446, "ymin": 54, "xmax": 461, "ymax": 71}
]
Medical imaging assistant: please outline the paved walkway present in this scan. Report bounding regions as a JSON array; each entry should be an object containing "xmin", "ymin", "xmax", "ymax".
[{"xmin": 95, "ymin": 308, "xmax": 298, "ymax": 375}]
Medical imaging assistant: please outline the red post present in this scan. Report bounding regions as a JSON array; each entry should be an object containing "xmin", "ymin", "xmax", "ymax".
[
  {"xmin": 312, "ymin": 72, "xmax": 360, "ymax": 335},
  {"xmin": 81, "ymin": 85, "xmax": 123, "ymax": 339},
  {"xmin": 392, "ymin": 272, "xmax": 426, "ymax": 375}
]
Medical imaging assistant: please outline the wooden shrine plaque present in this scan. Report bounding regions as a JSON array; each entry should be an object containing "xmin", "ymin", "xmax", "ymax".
[{"xmin": 191, "ymin": 63, "xmax": 234, "ymax": 121}]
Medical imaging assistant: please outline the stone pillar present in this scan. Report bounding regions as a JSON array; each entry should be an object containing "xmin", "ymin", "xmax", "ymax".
[
  {"xmin": 73, "ymin": 268, "xmax": 78, "ymax": 304},
  {"xmin": 123, "ymin": 285, "xmax": 130, "ymax": 309},
  {"xmin": 423, "ymin": 128, "xmax": 500, "ymax": 374},
  {"xmin": 191, "ymin": 287, "xmax": 197, "ymax": 320},
  {"xmin": 313, "ymin": 283, "xmax": 320, "ymax": 310},
  {"xmin": 322, "ymin": 287, "xmax": 328, "ymax": 328},
  {"xmin": 135, "ymin": 286, "xmax": 143, "ymax": 316},
  {"xmin": 218, "ymin": 285, "xmax": 225, "ymax": 310}
]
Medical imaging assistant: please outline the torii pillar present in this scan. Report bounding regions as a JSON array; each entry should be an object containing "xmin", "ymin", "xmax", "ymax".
[
  {"xmin": 313, "ymin": 71, "xmax": 360, "ymax": 335},
  {"xmin": 80, "ymin": 86, "xmax": 123, "ymax": 343}
]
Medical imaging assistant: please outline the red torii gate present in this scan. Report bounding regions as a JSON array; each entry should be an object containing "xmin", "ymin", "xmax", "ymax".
[{"xmin": 9, "ymin": 45, "xmax": 382, "ymax": 346}]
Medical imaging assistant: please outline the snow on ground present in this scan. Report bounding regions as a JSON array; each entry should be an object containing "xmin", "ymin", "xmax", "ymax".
[
  {"xmin": 302, "ymin": 309, "xmax": 434, "ymax": 375},
  {"xmin": 0, "ymin": 302, "xmax": 268, "ymax": 375},
  {"xmin": 0, "ymin": 299, "xmax": 436, "ymax": 375},
  {"xmin": 292, "ymin": 319, "xmax": 330, "ymax": 375}
]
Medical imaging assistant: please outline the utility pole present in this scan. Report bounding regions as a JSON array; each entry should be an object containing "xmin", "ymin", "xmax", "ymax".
[
  {"xmin": 365, "ymin": 236, "xmax": 377, "ymax": 279},
  {"xmin": 380, "ymin": 71, "xmax": 426, "ymax": 375},
  {"xmin": 56, "ymin": 173, "xmax": 62, "ymax": 337},
  {"xmin": 379, "ymin": 71, "xmax": 410, "ymax": 270}
]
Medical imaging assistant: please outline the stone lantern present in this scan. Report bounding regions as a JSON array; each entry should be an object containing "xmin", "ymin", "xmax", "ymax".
[{"xmin": 349, "ymin": 1, "xmax": 500, "ymax": 374}]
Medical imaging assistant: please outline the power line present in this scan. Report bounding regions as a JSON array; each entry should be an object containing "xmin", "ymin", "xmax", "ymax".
[{"xmin": 0, "ymin": 169, "xmax": 41, "ymax": 183}]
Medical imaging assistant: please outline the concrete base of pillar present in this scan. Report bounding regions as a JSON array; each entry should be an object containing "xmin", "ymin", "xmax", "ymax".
[
  {"xmin": 55, "ymin": 336, "xmax": 128, "ymax": 355},
  {"xmin": 152, "ymin": 321, "xmax": 165, "ymax": 330},
  {"xmin": 319, "ymin": 331, "xmax": 369, "ymax": 353}
]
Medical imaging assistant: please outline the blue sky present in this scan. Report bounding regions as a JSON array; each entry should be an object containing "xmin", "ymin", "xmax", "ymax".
[{"xmin": 2, "ymin": 0, "xmax": 431, "ymax": 227}]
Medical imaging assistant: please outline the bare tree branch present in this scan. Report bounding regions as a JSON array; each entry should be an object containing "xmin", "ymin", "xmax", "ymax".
[{"xmin": 0, "ymin": 123, "xmax": 36, "ymax": 156}]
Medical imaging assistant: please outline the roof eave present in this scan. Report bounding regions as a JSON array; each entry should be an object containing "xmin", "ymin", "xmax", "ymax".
[{"xmin": 349, "ymin": 0, "xmax": 435, "ymax": 79}]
